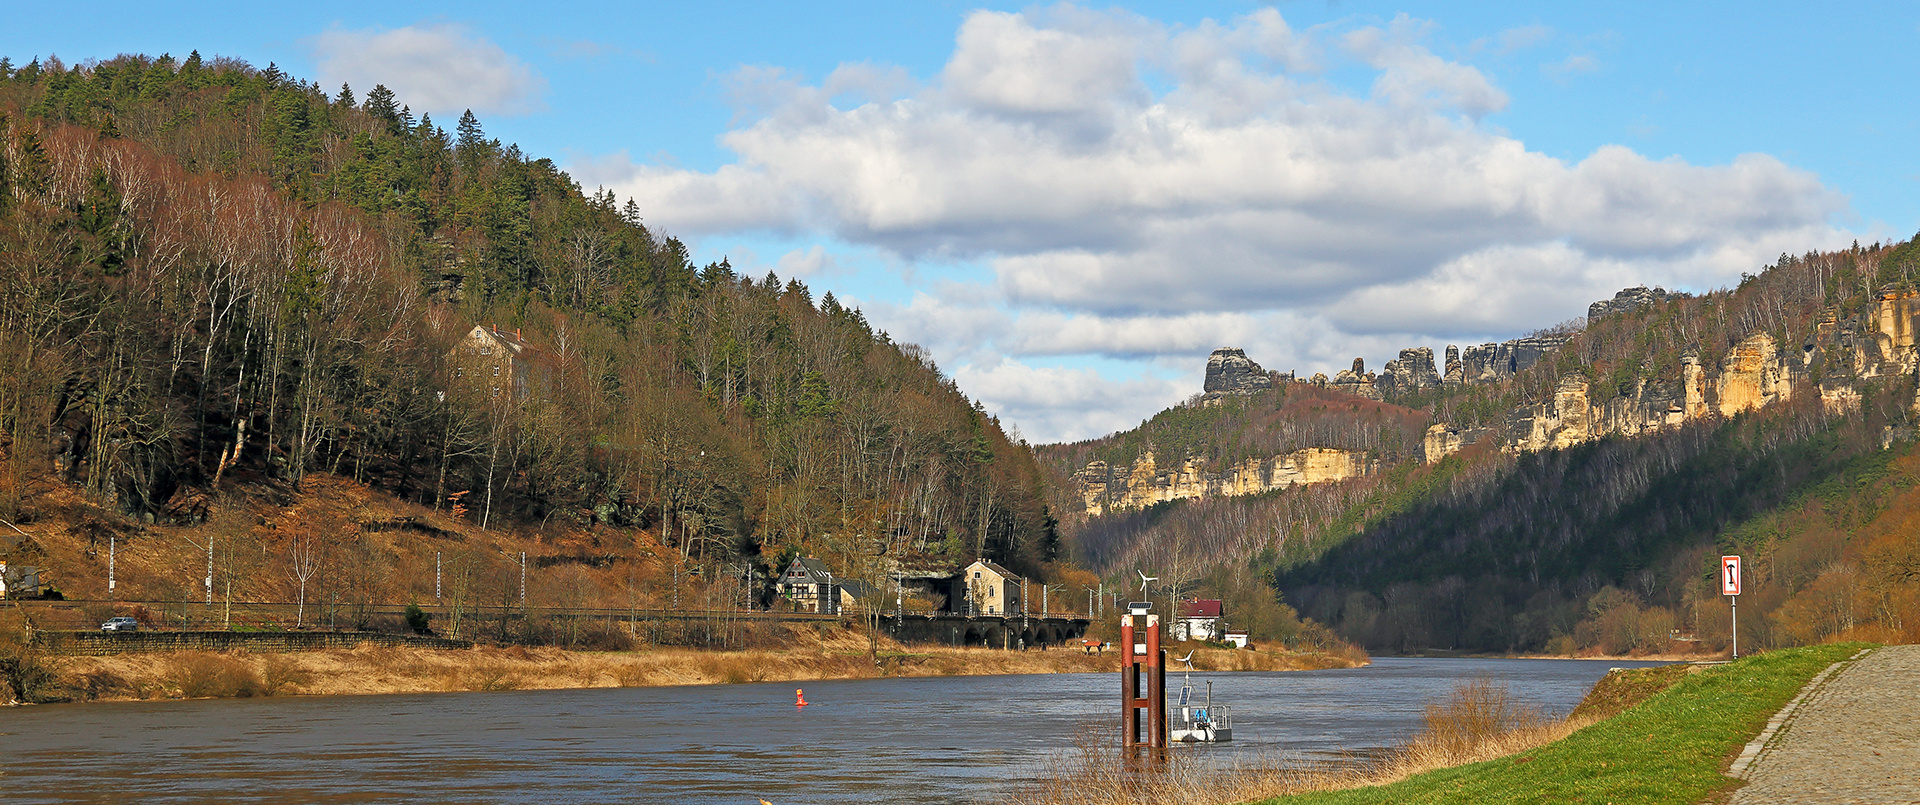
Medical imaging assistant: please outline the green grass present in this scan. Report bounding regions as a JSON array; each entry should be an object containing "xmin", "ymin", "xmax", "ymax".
[{"xmin": 1254, "ymin": 643, "xmax": 1872, "ymax": 805}]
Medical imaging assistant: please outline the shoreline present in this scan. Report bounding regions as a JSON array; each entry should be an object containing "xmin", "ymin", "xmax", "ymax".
[{"xmin": 21, "ymin": 635, "xmax": 1366, "ymax": 705}]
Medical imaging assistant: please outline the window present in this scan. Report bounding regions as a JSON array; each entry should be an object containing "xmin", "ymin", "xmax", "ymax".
[
  {"xmin": 479, "ymin": 346, "xmax": 492, "ymax": 356},
  {"xmin": 973, "ymin": 571, "xmax": 981, "ymax": 579},
  {"xmin": 493, "ymin": 366, "xmax": 500, "ymax": 377},
  {"xmin": 454, "ymin": 368, "xmax": 463, "ymax": 378}
]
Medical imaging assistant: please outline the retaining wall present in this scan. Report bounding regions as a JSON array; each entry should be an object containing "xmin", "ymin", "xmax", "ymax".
[{"xmin": 34, "ymin": 630, "xmax": 473, "ymax": 656}]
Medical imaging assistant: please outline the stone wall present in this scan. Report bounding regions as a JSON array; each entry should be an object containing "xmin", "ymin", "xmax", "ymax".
[{"xmin": 35, "ymin": 630, "xmax": 474, "ymax": 656}]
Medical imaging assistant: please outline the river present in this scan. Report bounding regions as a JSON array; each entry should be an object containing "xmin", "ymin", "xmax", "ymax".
[{"xmin": 0, "ymin": 656, "xmax": 1667, "ymax": 804}]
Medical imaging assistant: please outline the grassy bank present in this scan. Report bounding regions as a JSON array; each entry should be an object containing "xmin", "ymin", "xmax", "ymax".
[
  {"xmin": 12, "ymin": 627, "xmax": 1361, "ymax": 703},
  {"xmin": 1255, "ymin": 642, "xmax": 1871, "ymax": 805},
  {"xmin": 1016, "ymin": 643, "xmax": 1867, "ymax": 805}
]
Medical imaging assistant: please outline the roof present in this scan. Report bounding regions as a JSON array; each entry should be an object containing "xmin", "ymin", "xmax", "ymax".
[
  {"xmin": 965, "ymin": 559, "xmax": 1024, "ymax": 583},
  {"xmin": 1179, "ymin": 599, "xmax": 1224, "ymax": 618},
  {"xmin": 781, "ymin": 556, "xmax": 836, "ymax": 585},
  {"xmin": 839, "ymin": 580, "xmax": 880, "ymax": 599},
  {"xmin": 465, "ymin": 324, "xmax": 552, "ymax": 364}
]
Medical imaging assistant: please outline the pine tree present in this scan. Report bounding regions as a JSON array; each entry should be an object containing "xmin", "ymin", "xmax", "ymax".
[
  {"xmin": 455, "ymin": 109, "xmax": 487, "ymax": 173},
  {"xmin": 335, "ymin": 82, "xmax": 355, "ymax": 108},
  {"xmin": 363, "ymin": 84, "xmax": 400, "ymax": 134}
]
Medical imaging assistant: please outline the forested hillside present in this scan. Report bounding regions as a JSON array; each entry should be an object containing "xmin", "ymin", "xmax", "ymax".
[
  {"xmin": 1055, "ymin": 239, "xmax": 1920, "ymax": 655},
  {"xmin": 0, "ymin": 52, "xmax": 1059, "ymax": 594}
]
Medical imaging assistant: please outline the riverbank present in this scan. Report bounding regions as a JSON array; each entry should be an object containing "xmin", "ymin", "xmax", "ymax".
[
  {"xmin": 1019, "ymin": 644, "xmax": 1870, "ymax": 805},
  {"xmin": 1256, "ymin": 643, "xmax": 1869, "ymax": 804},
  {"xmin": 18, "ymin": 627, "xmax": 1364, "ymax": 703}
]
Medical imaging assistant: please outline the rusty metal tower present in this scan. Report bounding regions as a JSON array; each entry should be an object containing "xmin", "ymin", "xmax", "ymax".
[{"xmin": 1120, "ymin": 601, "xmax": 1167, "ymax": 762}]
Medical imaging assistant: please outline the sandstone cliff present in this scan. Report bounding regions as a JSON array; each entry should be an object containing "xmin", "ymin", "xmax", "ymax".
[
  {"xmin": 1074, "ymin": 448, "xmax": 1376, "ymax": 517},
  {"xmin": 1068, "ymin": 285, "xmax": 1920, "ymax": 516},
  {"xmin": 1423, "ymin": 290, "xmax": 1920, "ymax": 462},
  {"xmin": 1202, "ymin": 348, "xmax": 1275, "ymax": 400}
]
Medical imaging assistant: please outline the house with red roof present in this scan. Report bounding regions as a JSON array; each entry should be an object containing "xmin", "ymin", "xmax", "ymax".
[{"xmin": 1173, "ymin": 598, "xmax": 1225, "ymax": 641}]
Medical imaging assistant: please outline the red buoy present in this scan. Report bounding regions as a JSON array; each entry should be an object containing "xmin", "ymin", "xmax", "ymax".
[{"xmin": 795, "ymin": 688, "xmax": 808, "ymax": 707}]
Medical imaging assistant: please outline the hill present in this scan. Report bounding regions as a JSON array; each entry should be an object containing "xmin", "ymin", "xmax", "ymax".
[
  {"xmin": 0, "ymin": 51, "xmax": 1059, "ymax": 619},
  {"xmin": 1048, "ymin": 240, "xmax": 1920, "ymax": 654}
]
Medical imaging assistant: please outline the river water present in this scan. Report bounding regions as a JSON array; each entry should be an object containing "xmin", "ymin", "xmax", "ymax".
[{"xmin": 0, "ymin": 656, "xmax": 1665, "ymax": 804}]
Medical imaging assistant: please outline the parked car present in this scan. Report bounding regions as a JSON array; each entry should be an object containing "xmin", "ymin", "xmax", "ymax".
[{"xmin": 101, "ymin": 616, "xmax": 139, "ymax": 632}]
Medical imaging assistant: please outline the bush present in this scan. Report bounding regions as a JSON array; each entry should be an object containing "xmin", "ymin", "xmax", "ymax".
[
  {"xmin": 404, "ymin": 603, "xmax": 431, "ymax": 635},
  {"xmin": 0, "ymin": 636, "xmax": 62, "ymax": 704},
  {"xmin": 166, "ymin": 652, "xmax": 262, "ymax": 698}
]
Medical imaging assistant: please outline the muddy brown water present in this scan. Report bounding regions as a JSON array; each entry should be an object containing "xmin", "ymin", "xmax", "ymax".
[{"xmin": 0, "ymin": 656, "xmax": 1666, "ymax": 804}]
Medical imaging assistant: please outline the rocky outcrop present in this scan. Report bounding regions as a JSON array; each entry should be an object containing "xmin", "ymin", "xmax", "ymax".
[
  {"xmin": 1324, "ymin": 358, "xmax": 1380, "ymax": 399},
  {"xmin": 1377, "ymin": 348, "xmax": 1442, "ymax": 397},
  {"xmin": 1202, "ymin": 348, "xmax": 1273, "ymax": 400},
  {"xmin": 1588, "ymin": 286, "xmax": 1677, "ymax": 320},
  {"xmin": 1456, "ymin": 334, "xmax": 1573, "ymax": 385},
  {"xmin": 1076, "ymin": 448, "xmax": 1375, "ymax": 517}
]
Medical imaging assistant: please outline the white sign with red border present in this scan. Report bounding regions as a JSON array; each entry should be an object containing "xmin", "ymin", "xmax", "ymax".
[{"xmin": 1721, "ymin": 555, "xmax": 1741, "ymax": 596}]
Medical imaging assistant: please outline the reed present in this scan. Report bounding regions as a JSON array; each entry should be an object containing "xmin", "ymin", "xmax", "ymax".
[{"xmin": 1017, "ymin": 679, "xmax": 1577, "ymax": 805}]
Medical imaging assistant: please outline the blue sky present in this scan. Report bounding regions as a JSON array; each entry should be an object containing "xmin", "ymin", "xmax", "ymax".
[{"xmin": 10, "ymin": 2, "xmax": 1917, "ymax": 443}]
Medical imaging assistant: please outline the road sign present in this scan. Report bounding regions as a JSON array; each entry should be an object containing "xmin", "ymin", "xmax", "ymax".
[{"xmin": 1721, "ymin": 555, "xmax": 1741, "ymax": 596}]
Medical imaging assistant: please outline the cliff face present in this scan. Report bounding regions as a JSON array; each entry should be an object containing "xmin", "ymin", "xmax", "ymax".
[
  {"xmin": 1068, "ymin": 286, "xmax": 1920, "ymax": 517},
  {"xmin": 1075, "ymin": 448, "xmax": 1375, "ymax": 517},
  {"xmin": 1424, "ymin": 292, "xmax": 1920, "ymax": 461},
  {"xmin": 1202, "ymin": 348, "xmax": 1275, "ymax": 400}
]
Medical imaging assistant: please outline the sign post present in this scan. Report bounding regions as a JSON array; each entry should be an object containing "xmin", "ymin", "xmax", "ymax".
[{"xmin": 1721, "ymin": 555, "xmax": 1742, "ymax": 659}]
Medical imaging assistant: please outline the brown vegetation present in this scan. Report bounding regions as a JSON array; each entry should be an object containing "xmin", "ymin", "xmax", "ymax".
[
  {"xmin": 1021, "ymin": 677, "xmax": 1589, "ymax": 805},
  {"xmin": 36, "ymin": 626, "xmax": 1360, "ymax": 703},
  {"xmin": 0, "ymin": 54, "xmax": 1068, "ymax": 643}
]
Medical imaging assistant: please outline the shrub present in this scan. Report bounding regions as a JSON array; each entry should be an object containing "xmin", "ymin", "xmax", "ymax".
[
  {"xmin": 404, "ymin": 603, "xmax": 431, "ymax": 635},
  {"xmin": 259, "ymin": 654, "xmax": 312, "ymax": 696},
  {"xmin": 167, "ymin": 652, "xmax": 262, "ymax": 698},
  {"xmin": 0, "ymin": 635, "xmax": 62, "ymax": 704}
]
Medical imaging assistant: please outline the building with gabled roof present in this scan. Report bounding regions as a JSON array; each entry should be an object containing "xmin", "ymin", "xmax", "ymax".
[
  {"xmin": 1173, "ymin": 598, "xmax": 1225, "ymax": 641},
  {"xmin": 957, "ymin": 559, "xmax": 1024, "ymax": 616},
  {"xmin": 449, "ymin": 324, "xmax": 553, "ymax": 402},
  {"xmin": 776, "ymin": 556, "xmax": 841, "ymax": 614}
]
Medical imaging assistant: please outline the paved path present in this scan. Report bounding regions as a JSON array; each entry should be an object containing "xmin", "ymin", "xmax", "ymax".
[{"xmin": 1731, "ymin": 644, "xmax": 1920, "ymax": 804}]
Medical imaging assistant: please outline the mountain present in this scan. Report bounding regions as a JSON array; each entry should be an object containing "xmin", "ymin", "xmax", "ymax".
[
  {"xmin": 0, "ymin": 52, "xmax": 1059, "ymax": 605},
  {"xmin": 1047, "ymin": 242, "xmax": 1920, "ymax": 654}
]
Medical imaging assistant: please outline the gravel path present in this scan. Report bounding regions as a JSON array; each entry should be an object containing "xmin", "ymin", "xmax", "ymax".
[{"xmin": 1730, "ymin": 644, "xmax": 1920, "ymax": 804}]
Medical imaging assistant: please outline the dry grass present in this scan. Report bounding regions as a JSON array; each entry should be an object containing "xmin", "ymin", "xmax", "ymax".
[
  {"xmin": 47, "ymin": 626, "xmax": 1362, "ymax": 703},
  {"xmin": 1020, "ymin": 677, "xmax": 1586, "ymax": 805}
]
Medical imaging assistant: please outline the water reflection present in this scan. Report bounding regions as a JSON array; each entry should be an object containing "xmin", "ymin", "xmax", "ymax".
[{"xmin": 0, "ymin": 656, "xmax": 1666, "ymax": 804}]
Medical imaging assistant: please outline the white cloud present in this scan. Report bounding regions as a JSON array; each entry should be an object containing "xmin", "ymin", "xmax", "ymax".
[
  {"xmin": 575, "ymin": 3, "xmax": 1855, "ymax": 443},
  {"xmin": 1543, "ymin": 52, "xmax": 1601, "ymax": 80},
  {"xmin": 312, "ymin": 23, "xmax": 547, "ymax": 116},
  {"xmin": 952, "ymin": 359, "xmax": 1187, "ymax": 444},
  {"xmin": 775, "ymin": 245, "xmax": 847, "ymax": 279}
]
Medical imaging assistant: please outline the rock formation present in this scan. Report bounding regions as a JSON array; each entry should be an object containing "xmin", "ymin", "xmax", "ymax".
[
  {"xmin": 1202, "ymin": 348, "xmax": 1274, "ymax": 400},
  {"xmin": 1588, "ymin": 286, "xmax": 1677, "ymax": 320},
  {"xmin": 1073, "ymin": 285, "xmax": 1920, "ymax": 511},
  {"xmin": 1377, "ymin": 348, "xmax": 1442, "ymax": 397},
  {"xmin": 1455, "ymin": 334, "xmax": 1573, "ymax": 385},
  {"xmin": 1075, "ymin": 448, "xmax": 1376, "ymax": 517}
]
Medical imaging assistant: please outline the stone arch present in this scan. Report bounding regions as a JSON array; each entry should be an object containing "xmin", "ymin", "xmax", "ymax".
[
  {"xmin": 962, "ymin": 626, "xmax": 985, "ymax": 647},
  {"xmin": 984, "ymin": 625, "xmax": 1007, "ymax": 649}
]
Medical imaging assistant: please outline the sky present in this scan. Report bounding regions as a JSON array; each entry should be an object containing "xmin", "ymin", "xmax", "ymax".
[{"xmin": 9, "ymin": 2, "xmax": 1918, "ymax": 444}]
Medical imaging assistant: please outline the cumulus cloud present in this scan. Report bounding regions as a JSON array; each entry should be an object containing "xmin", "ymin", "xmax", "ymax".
[
  {"xmin": 951, "ymin": 359, "xmax": 1188, "ymax": 444},
  {"xmin": 312, "ymin": 23, "xmax": 547, "ymax": 116},
  {"xmin": 573, "ymin": 3, "xmax": 1854, "ymax": 442}
]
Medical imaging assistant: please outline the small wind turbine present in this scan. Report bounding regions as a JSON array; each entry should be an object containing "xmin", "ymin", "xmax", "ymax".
[
  {"xmin": 1137, "ymin": 570, "xmax": 1158, "ymax": 598},
  {"xmin": 1176, "ymin": 650, "xmax": 1195, "ymax": 670}
]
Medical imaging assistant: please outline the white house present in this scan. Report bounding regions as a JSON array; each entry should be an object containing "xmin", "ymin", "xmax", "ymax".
[
  {"xmin": 1173, "ymin": 599, "xmax": 1225, "ymax": 641},
  {"xmin": 958, "ymin": 559, "xmax": 1023, "ymax": 616}
]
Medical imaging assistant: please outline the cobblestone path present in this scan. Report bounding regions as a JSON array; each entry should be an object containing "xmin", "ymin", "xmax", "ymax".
[{"xmin": 1731, "ymin": 644, "xmax": 1920, "ymax": 804}]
